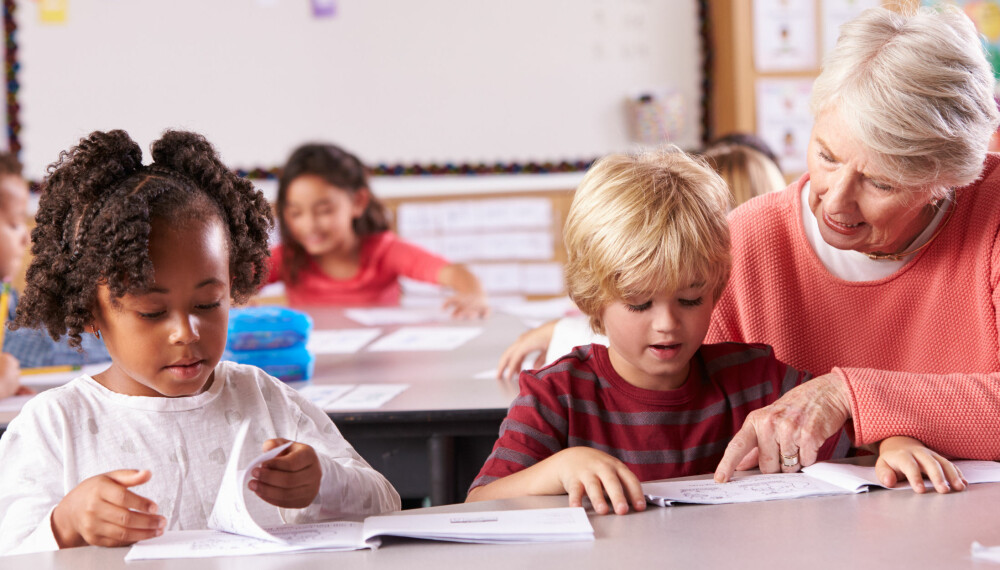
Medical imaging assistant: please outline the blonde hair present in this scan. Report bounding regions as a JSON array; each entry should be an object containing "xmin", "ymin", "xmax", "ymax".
[
  {"xmin": 702, "ymin": 143, "xmax": 786, "ymax": 206},
  {"xmin": 564, "ymin": 148, "xmax": 731, "ymax": 334},
  {"xmin": 811, "ymin": 5, "xmax": 1000, "ymax": 195}
]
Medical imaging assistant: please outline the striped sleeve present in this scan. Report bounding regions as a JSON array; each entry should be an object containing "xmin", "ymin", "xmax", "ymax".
[{"xmin": 468, "ymin": 369, "xmax": 571, "ymax": 491}]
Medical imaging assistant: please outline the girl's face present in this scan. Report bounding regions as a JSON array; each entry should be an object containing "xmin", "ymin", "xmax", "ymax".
[
  {"xmin": 283, "ymin": 174, "xmax": 368, "ymax": 258},
  {"xmin": 91, "ymin": 216, "xmax": 231, "ymax": 397},
  {"xmin": 0, "ymin": 175, "xmax": 30, "ymax": 282}
]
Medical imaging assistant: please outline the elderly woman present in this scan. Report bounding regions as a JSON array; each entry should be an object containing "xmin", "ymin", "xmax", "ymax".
[{"xmin": 497, "ymin": 5, "xmax": 1000, "ymax": 490}]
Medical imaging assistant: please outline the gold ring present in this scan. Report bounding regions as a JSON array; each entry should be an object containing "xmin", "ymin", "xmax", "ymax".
[{"xmin": 781, "ymin": 453, "xmax": 799, "ymax": 467}]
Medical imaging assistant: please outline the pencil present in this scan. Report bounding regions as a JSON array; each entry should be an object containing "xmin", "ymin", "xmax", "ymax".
[
  {"xmin": 0, "ymin": 282, "xmax": 10, "ymax": 351},
  {"xmin": 20, "ymin": 364, "xmax": 83, "ymax": 376}
]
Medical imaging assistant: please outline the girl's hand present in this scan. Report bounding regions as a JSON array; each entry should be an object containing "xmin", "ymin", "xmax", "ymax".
[
  {"xmin": 496, "ymin": 320, "xmax": 557, "ymax": 381},
  {"xmin": 52, "ymin": 469, "xmax": 164, "ymax": 548},
  {"xmin": 250, "ymin": 439, "xmax": 322, "ymax": 508},
  {"xmin": 543, "ymin": 447, "xmax": 646, "ymax": 515},
  {"xmin": 0, "ymin": 352, "xmax": 31, "ymax": 399},
  {"xmin": 875, "ymin": 436, "xmax": 967, "ymax": 494},
  {"xmin": 442, "ymin": 292, "xmax": 490, "ymax": 320}
]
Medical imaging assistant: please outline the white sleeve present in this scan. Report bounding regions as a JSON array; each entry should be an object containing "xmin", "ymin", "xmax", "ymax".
[
  {"xmin": 0, "ymin": 406, "xmax": 66, "ymax": 555},
  {"xmin": 268, "ymin": 382, "xmax": 400, "ymax": 523},
  {"xmin": 545, "ymin": 316, "xmax": 607, "ymax": 365}
]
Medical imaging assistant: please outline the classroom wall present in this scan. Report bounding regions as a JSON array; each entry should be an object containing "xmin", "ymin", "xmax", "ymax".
[{"xmin": 14, "ymin": 0, "xmax": 704, "ymax": 180}]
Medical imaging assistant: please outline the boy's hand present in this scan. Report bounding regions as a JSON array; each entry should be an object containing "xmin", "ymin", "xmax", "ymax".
[
  {"xmin": 250, "ymin": 439, "xmax": 322, "ymax": 508},
  {"xmin": 52, "ymin": 469, "xmax": 164, "ymax": 548},
  {"xmin": 542, "ymin": 447, "xmax": 646, "ymax": 515},
  {"xmin": 875, "ymin": 436, "xmax": 967, "ymax": 494},
  {"xmin": 443, "ymin": 293, "xmax": 490, "ymax": 320}
]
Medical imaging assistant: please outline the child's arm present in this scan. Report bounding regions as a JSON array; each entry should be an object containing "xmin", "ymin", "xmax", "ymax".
[
  {"xmin": 50, "ymin": 469, "xmax": 165, "ymax": 548},
  {"xmin": 466, "ymin": 447, "xmax": 646, "ymax": 515},
  {"xmin": 267, "ymin": 379, "xmax": 400, "ymax": 522},
  {"xmin": 0, "ymin": 352, "xmax": 32, "ymax": 398},
  {"xmin": 875, "ymin": 436, "xmax": 967, "ymax": 494},
  {"xmin": 437, "ymin": 263, "xmax": 489, "ymax": 319}
]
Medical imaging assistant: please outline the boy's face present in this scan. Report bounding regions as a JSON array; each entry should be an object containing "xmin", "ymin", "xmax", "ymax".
[
  {"xmin": 91, "ymin": 216, "xmax": 231, "ymax": 397},
  {"xmin": 601, "ymin": 281, "xmax": 715, "ymax": 391},
  {"xmin": 0, "ymin": 175, "xmax": 30, "ymax": 282}
]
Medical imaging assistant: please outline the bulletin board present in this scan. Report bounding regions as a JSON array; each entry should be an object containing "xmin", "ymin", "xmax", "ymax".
[{"xmin": 9, "ymin": 0, "xmax": 706, "ymax": 180}]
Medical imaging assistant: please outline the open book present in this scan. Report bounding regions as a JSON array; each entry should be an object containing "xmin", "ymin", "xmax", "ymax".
[
  {"xmin": 126, "ymin": 420, "xmax": 593, "ymax": 561},
  {"xmin": 642, "ymin": 460, "xmax": 1000, "ymax": 506}
]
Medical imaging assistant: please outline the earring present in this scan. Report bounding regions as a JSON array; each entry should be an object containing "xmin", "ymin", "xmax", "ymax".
[{"xmin": 91, "ymin": 325, "xmax": 101, "ymax": 340}]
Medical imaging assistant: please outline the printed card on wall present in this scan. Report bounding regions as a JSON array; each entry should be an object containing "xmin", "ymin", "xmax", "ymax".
[
  {"xmin": 821, "ymin": 0, "xmax": 881, "ymax": 58},
  {"xmin": 755, "ymin": 78, "xmax": 814, "ymax": 174},
  {"xmin": 39, "ymin": 0, "xmax": 68, "ymax": 24},
  {"xmin": 752, "ymin": 0, "xmax": 817, "ymax": 72}
]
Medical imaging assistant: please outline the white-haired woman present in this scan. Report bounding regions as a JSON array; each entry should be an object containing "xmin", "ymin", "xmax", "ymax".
[{"xmin": 498, "ymin": 5, "xmax": 1000, "ymax": 491}]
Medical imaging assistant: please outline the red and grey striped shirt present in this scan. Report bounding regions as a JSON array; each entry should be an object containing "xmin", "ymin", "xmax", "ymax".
[{"xmin": 470, "ymin": 342, "xmax": 848, "ymax": 491}]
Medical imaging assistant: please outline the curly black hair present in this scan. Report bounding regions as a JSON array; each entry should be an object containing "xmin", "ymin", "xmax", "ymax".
[
  {"xmin": 11, "ymin": 129, "xmax": 274, "ymax": 348},
  {"xmin": 276, "ymin": 143, "xmax": 389, "ymax": 284}
]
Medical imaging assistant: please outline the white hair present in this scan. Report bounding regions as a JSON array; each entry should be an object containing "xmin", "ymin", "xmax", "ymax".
[{"xmin": 811, "ymin": 5, "xmax": 1000, "ymax": 195}]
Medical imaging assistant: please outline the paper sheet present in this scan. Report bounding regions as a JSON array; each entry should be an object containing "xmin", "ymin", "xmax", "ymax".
[
  {"xmin": 643, "ymin": 473, "xmax": 855, "ymax": 506},
  {"xmin": 207, "ymin": 420, "xmax": 292, "ymax": 543},
  {"xmin": 367, "ymin": 327, "xmax": 482, "ymax": 352},
  {"xmin": 307, "ymin": 329, "xmax": 383, "ymax": 354},
  {"xmin": 803, "ymin": 460, "xmax": 1000, "ymax": 491},
  {"xmin": 297, "ymin": 384, "xmax": 358, "ymax": 409},
  {"xmin": 323, "ymin": 384, "xmax": 408, "ymax": 410},
  {"xmin": 972, "ymin": 541, "xmax": 1000, "ymax": 563},
  {"xmin": 344, "ymin": 307, "xmax": 452, "ymax": 326}
]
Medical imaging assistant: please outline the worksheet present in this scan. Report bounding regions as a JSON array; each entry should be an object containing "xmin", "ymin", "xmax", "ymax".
[
  {"xmin": 125, "ymin": 507, "xmax": 594, "ymax": 560},
  {"xmin": 366, "ymin": 326, "xmax": 482, "ymax": 352},
  {"xmin": 306, "ymin": 328, "xmax": 383, "ymax": 354},
  {"xmin": 322, "ymin": 384, "xmax": 408, "ymax": 410},
  {"xmin": 644, "ymin": 460, "xmax": 1000, "ymax": 506},
  {"xmin": 344, "ymin": 307, "xmax": 451, "ymax": 326}
]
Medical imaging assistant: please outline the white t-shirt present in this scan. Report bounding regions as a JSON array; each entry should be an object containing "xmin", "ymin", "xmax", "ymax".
[{"xmin": 0, "ymin": 361, "xmax": 400, "ymax": 555}]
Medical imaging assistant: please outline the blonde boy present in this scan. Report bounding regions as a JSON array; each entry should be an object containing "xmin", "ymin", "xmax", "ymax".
[{"xmin": 467, "ymin": 149, "xmax": 847, "ymax": 513}]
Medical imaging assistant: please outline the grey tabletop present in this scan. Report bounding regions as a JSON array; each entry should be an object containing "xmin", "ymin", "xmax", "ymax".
[{"xmin": 4, "ymin": 475, "xmax": 999, "ymax": 570}]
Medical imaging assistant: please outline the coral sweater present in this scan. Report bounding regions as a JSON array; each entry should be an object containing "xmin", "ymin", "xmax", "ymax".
[{"xmin": 707, "ymin": 155, "xmax": 1000, "ymax": 460}]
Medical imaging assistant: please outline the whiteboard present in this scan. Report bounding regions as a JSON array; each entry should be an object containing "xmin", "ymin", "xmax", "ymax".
[{"xmin": 15, "ymin": 0, "xmax": 702, "ymax": 179}]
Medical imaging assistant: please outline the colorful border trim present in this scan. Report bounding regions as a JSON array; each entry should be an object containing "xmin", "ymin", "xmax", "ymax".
[{"xmin": 4, "ymin": 0, "xmax": 20, "ymax": 158}]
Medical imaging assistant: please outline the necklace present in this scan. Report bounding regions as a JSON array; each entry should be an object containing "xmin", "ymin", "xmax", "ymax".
[{"xmin": 865, "ymin": 195, "xmax": 955, "ymax": 261}]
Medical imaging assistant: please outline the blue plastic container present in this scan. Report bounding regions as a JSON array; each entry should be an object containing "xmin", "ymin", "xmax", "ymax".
[
  {"xmin": 226, "ymin": 306, "xmax": 313, "ymax": 352},
  {"xmin": 224, "ymin": 345, "xmax": 316, "ymax": 383}
]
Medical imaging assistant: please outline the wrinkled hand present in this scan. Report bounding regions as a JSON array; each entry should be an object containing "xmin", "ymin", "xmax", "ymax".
[
  {"xmin": 539, "ymin": 447, "xmax": 646, "ymax": 515},
  {"xmin": 715, "ymin": 373, "xmax": 852, "ymax": 482},
  {"xmin": 0, "ymin": 352, "xmax": 32, "ymax": 399},
  {"xmin": 52, "ymin": 469, "xmax": 165, "ymax": 548},
  {"xmin": 496, "ymin": 320, "xmax": 557, "ymax": 382},
  {"xmin": 876, "ymin": 436, "xmax": 966, "ymax": 494},
  {"xmin": 443, "ymin": 293, "xmax": 490, "ymax": 320},
  {"xmin": 250, "ymin": 439, "xmax": 322, "ymax": 509}
]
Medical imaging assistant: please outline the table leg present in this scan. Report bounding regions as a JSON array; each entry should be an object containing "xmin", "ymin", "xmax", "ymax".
[{"xmin": 428, "ymin": 434, "xmax": 456, "ymax": 505}]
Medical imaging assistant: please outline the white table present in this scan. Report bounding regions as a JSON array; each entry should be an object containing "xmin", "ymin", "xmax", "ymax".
[{"xmin": 4, "ymin": 475, "xmax": 999, "ymax": 569}]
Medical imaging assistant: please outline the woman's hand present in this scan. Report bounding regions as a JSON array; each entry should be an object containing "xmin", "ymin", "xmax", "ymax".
[
  {"xmin": 250, "ymin": 439, "xmax": 322, "ymax": 509},
  {"xmin": 52, "ymin": 469, "xmax": 165, "ymax": 548},
  {"xmin": 876, "ymin": 436, "xmax": 967, "ymax": 494},
  {"xmin": 496, "ymin": 320, "xmax": 557, "ymax": 381},
  {"xmin": 715, "ymin": 372, "xmax": 853, "ymax": 482}
]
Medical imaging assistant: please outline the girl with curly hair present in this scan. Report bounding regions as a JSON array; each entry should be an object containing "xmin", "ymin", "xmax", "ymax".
[
  {"xmin": 0, "ymin": 130, "xmax": 399, "ymax": 555},
  {"xmin": 267, "ymin": 142, "xmax": 488, "ymax": 318}
]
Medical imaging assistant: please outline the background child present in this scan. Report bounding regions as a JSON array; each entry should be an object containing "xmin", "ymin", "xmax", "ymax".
[
  {"xmin": 267, "ymin": 143, "xmax": 488, "ymax": 318},
  {"xmin": 468, "ymin": 149, "xmax": 964, "ymax": 514},
  {"xmin": 0, "ymin": 153, "xmax": 110, "ymax": 399},
  {"xmin": 700, "ymin": 133, "xmax": 786, "ymax": 207},
  {"xmin": 0, "ymin": 130, "xmax": 399, "ymax": 555}
]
